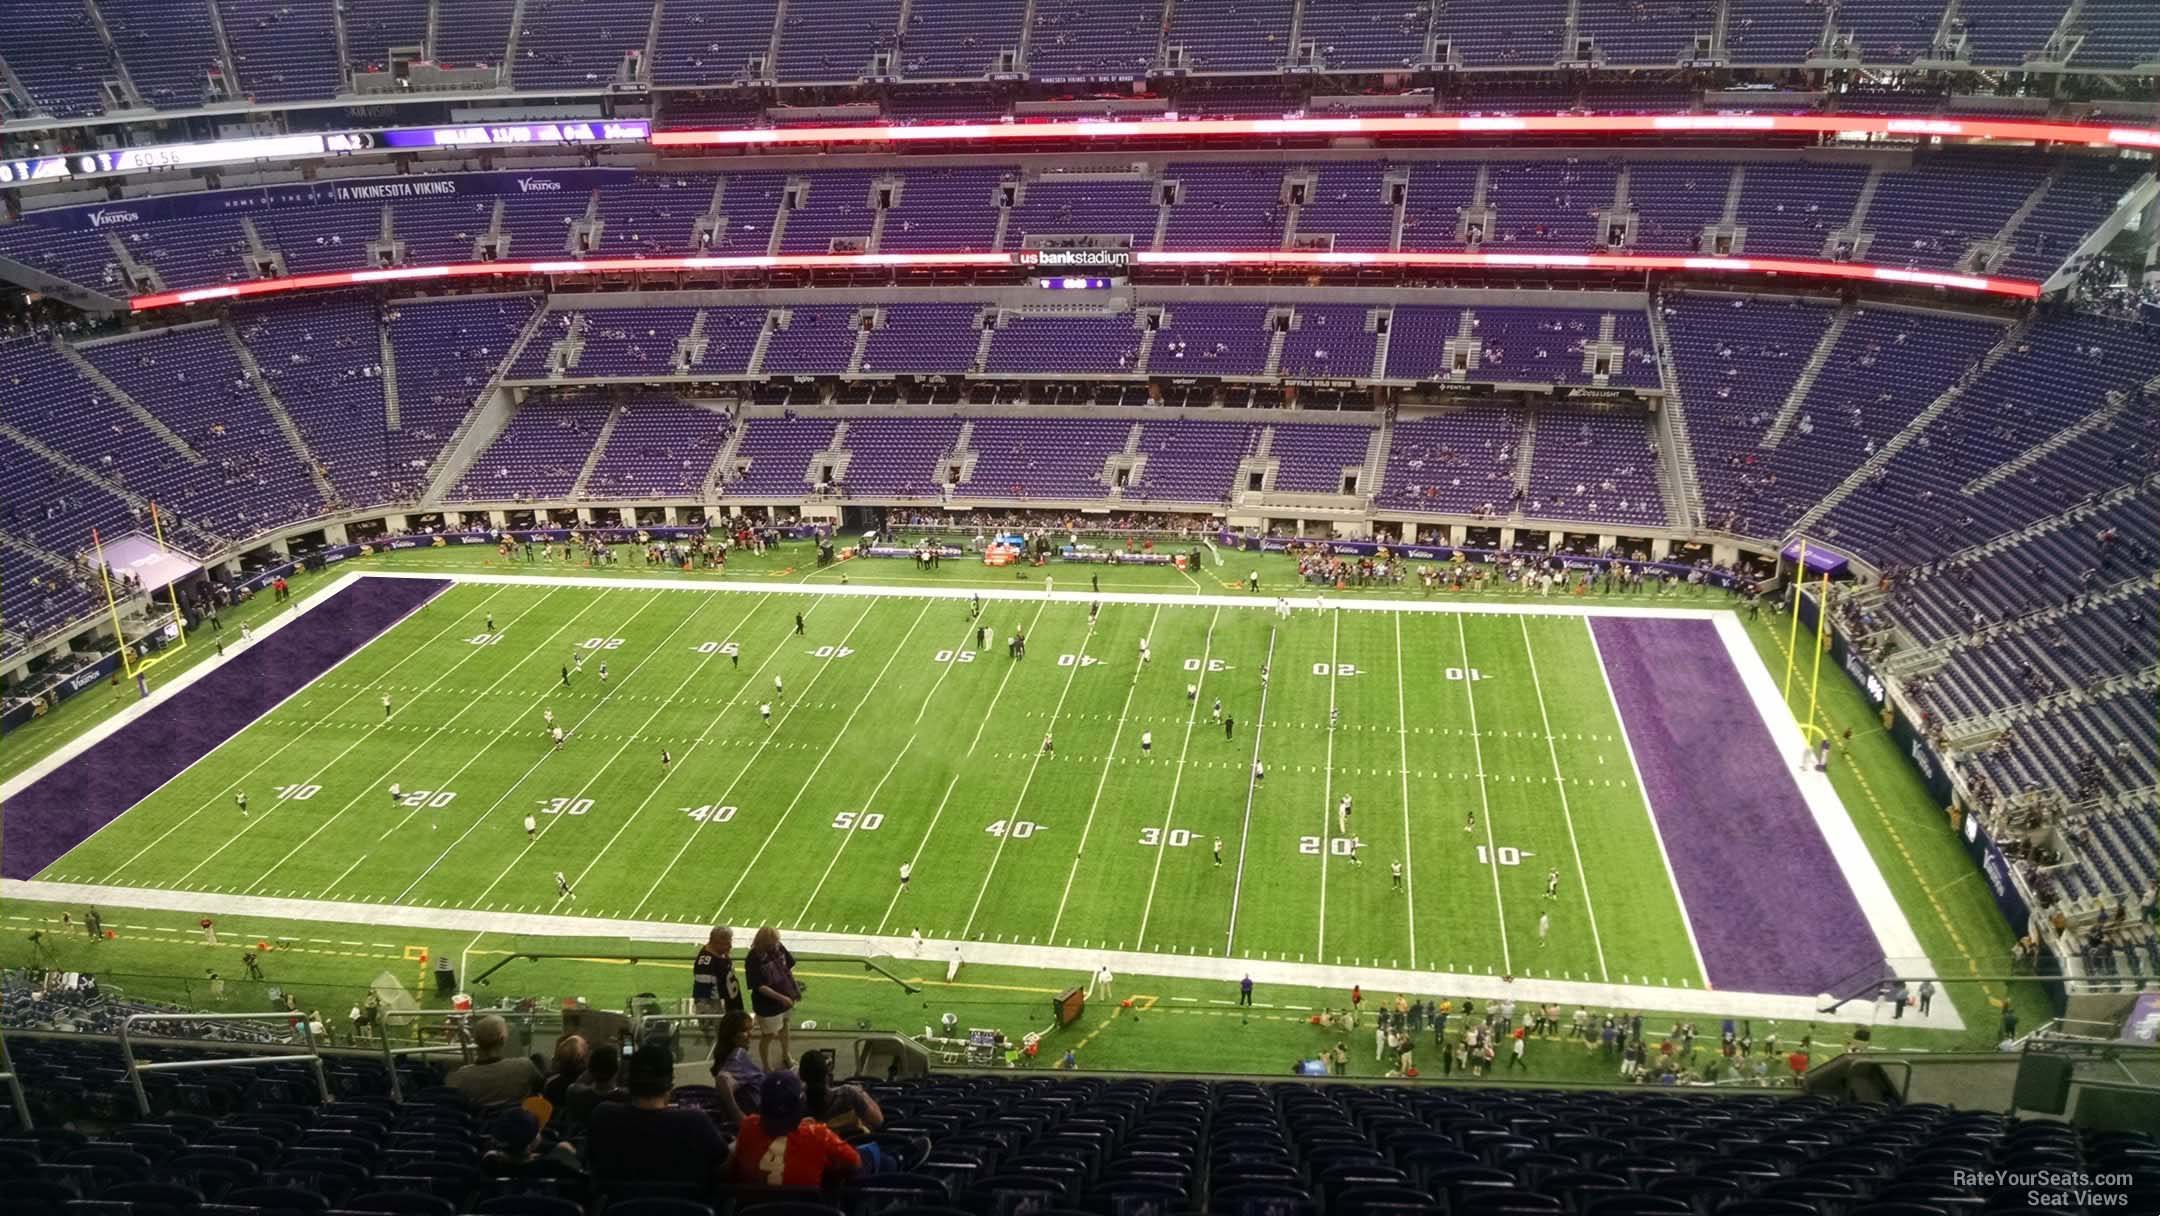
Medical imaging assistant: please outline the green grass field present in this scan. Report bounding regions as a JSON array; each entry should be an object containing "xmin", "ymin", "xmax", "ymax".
[
  {"xmin": 3, "ymin": 541, "xmax": 2061, "ymax": 1076},
  {"xmin": 33, "ymin": 570, "xmax": 1706, "ymax": 989}
]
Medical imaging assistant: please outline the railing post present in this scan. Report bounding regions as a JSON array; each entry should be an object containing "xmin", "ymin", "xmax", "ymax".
[
  {"xmin": 301, "ymin": 1018, "xmax": 331, "ymax": 1106},
  {"xmin": 0, "ymin": 1024, "xmax": 33, "ymax": 1130},
  {"xmin": 379, "ymin": 1021, "xmax": 404, "ymax": 1104},
  {"xmin": 118, "ymin": 1015, "xmax": 152, "ymax": 1117},
  {"xmin": 120, "ymin": 1012, "xmax": 339, "ymax": 1107},
  {"xmin": 369, "ymin": 1009, "xmax": 481, "ymax": 1102}
]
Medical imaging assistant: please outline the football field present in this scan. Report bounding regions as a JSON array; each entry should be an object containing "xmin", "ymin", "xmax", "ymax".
[{"xmin": 19, "ymin": 571, "xmax": 1740, "ymax": 993}]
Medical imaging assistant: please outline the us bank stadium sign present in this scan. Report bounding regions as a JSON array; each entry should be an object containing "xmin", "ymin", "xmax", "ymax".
[{"xmin": 1019, "ymin": 249, "xmax": 1132, "ymax": 272}]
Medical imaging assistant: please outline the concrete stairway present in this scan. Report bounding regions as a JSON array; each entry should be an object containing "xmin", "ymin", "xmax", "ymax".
[
  {"xmin": 1762, "ymin": 304, "xmax": 1852, "ymax": 448},
  {"xmin": 569, "ymin": 405, "xmax": 626, "ymax": 499},
  {"xmin": 221, "ymin": 320, "xmax": 338, "ymax": 506},
  {"xmin": 1790, "ymin": 315, "xmax": 2033, "ymax": 533},
  {"xmin": 55, "ymin": 339, "xmax": 202, "ymax": 464}
]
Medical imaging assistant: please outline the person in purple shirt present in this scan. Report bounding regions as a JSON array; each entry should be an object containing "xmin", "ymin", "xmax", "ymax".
[
  {"xmin": 746, "ymin": 926, "xmax": 801, "ymax": 1069},
  {"xmin": 706, "ymin": 1009, "xmax": 764, "ymax": 1123}
]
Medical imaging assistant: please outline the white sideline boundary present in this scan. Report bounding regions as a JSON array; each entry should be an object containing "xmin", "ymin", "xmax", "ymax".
[
  {"xmin": 1709, "ymin": 614, "xmax": 1941, "ymax": 1001},
  {"xmin": 3, "ymin": 569, "xmax": 402, "ymax": 803},
  {"xmin": 0, "ymin": 876, "xmax": 1963, "ymax": 1028},
  {"xmin": 356, "ymin": 568, "xmax": 1728, "ymax": 621},
  {"xmin": 6, "ymin": 570, "xmax": 1960, "ymax": 1031}
]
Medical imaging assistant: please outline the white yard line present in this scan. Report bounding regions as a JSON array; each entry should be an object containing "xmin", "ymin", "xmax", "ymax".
[
  {"xmin": 1220, "ymin": 626, "xmax": 1277, "ymax": 957},
  {"xmin": 960, "ymin": 603, "xmax": 1107, "ymax": 940},
  {"xmin": 709, "ymin": 599, "xmax": 938, "ymax": 919},
  {"xmin": 1456, "ymin": 614, "xmax": 1514, "ymax": 975},
  {"xmin": 876, "ymin": 773, "xmax": 963, "ymax": 938},
  {"xmin": 1583, "ymin": 621, "xmax": 1712, "ymax": 985},
  {"xmin": 1517, "ymin": 616, "xmax": 1610, "ymax": 981},
  {"xmin": 1709, "ymin": 613, "xmax": 1933, "ymax": 973},
  {"xmin": 797, "ymin": 609, "xmax": 1039, "ymax": 920},
  {"xmin": 874, "ymin": 600, "xmax": 1055, "ymax": 936},
  {"xmin": 4, "ymin": 875, "xmax": 1961, "ymax": 1028},
  {"xmin": 1391, "ymin": 614, "xmax": 1417, "ymax": 969},
  {"xmin": 553, "ymin": 593, "xmax": 780, "ymax": 897},
  {"xmin": 1317, "ymin": 609, "xmax": 1341, "ymax": 960},
  {"xmin": 1048, "ymin": 605, "xmax": 1164, "ymax": 945},
  {"xmin": 628, "ymin": 597, "xmax": 882, "ymax": 917},
  {"xmin": 88, "ymin": 583, "xmax": 491, "ymax": 886},
  {"xmin": 242, "ymin": 587, "xmax": 581, "ymax": 892},
  {"xmin": 1133, "ymin": 606, "xmax": 1224, "ymax": 948},
  {"xmin": 390, "ymin": 591, "xmax": 706, "ymax": 905}
]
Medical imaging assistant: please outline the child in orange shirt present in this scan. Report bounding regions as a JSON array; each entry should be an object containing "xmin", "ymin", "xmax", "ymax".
[{"xmin": 726, "ymin": 1072, "xmax": 861, "ymax": 1187}]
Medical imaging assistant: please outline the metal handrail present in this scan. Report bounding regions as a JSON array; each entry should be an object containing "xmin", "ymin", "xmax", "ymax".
[
  {"xmin": 0, "ymin": 1023, "xmax": 31, "ymax": 1129},
  {"xmin": 465, "ymin": 950, "xmax": 920, "ymax": 995},
  {"xmin": 118, "ymin": 1012, "xmax": 329, "ymax": 1116},
  {"xmin": 629, "ymin": 1012, "xmax": 931, "ymax": 1083},
  {"xmin": 368, "ymin": 1008, "xmax": 513, "ymax": 1104},
  {"xmin": 365, "ymin": 1007, "xmax": 587, "ymax": 1102}
]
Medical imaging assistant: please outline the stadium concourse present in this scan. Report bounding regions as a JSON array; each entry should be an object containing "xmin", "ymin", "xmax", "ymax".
[{"xmin": 5, "ymin": 2, "xmax": 2160, "ymax": 1212}]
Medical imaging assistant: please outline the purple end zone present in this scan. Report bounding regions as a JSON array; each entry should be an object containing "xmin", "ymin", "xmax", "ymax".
[
  {"xmin": 1591, "ymin": 617, "xmax": 1883, "ymax": 996},
  {"xmin": 3, "ymin": 576, "xmax": 451, "ymax": 879}
]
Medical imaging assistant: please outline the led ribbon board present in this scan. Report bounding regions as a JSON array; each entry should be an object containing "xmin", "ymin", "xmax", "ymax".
[
  {"xmin": 651, "ymin": 111, "xmax": 2160, "ymax": 151},
  {"xmin": 0, "ymin": 121, "xmax": 651, "ymax": 189},
  {"xmin": 127, "ymin": 248, "xmax": 2039, "ymax": 312}
]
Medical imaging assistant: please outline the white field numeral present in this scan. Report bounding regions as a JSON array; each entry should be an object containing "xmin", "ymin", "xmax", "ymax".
[
  {"xmin": 274, "ymin": 784, "xmax": 320, "ymax": 800},
  {"xmin": 399, "ymin": 790, "xmax": 457, "ymax": 809},
  {"xmin": 537, "ymin": 797, "xmax": 593, "ymax": 816},
  {"xmin": 682, "ymin": 803, "xmax": 737, "ymax": 823},
  {"xmin": 986, "ymin": 819, "xmax": 1042, "ymax": 838},
  {"xmin": 1477, "ymin": 845, "xmax": 1523, "ymax": 866},
  {"xmin": 1312, "ymin": 663, "xmax": 1359, "ymax": 677},
  {"xmin": 1300, "ymin": 836, "xmax": 1356, "ymax": 855},
  {"xmin": 1139, "ymin": 827, "xmax": 1193, "ymax": 847},
  {"xmin": 833, "ymin": 811, "xmax": 885, "ymax": 831},
  {"xmin": 933, "ymin": 650, "xmax": 978, "ymax": 664},
  {"xmin": 694, "ymin": 642, "xmax": 740, "ymax": 656},
  {"xmin": 580, "ymin": 638, "xmax": 626, "ymax": 650}
]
